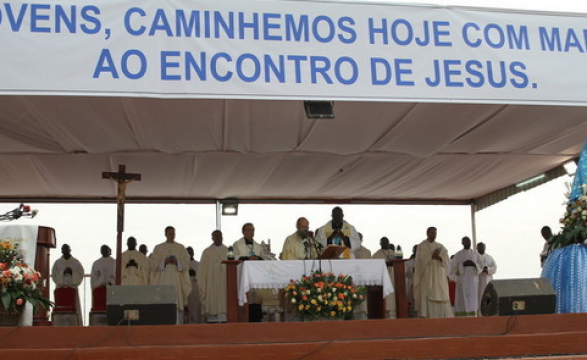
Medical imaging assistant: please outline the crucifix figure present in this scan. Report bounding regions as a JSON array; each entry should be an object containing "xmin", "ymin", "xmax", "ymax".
[{"xmin": 102, "ymin": 164, "xmax": 141, "ymax": 285}]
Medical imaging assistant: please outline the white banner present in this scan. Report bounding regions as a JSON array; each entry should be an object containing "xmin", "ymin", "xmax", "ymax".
[
  {"xmin": 0, "ymin": 225, "xmax": 38, "ymax": 266},
  {"xmin": 1, "ymin": 0, "xmax": 587, "ymax": 104}
]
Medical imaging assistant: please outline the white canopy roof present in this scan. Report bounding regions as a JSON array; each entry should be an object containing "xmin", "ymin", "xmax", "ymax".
[{"xmin": 0, "ymin": 95, "xmax": 583, "ymax": 203}]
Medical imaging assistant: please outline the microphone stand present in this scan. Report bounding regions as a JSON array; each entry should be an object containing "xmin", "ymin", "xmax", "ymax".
[{"xmin": 310, "ymin": 237, "xmax": 323, "ymax": 273}]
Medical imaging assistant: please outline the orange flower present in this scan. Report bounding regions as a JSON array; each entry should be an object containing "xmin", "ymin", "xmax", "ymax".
[{"xmin": 337, "ymin": 293, "xmax": 345, "ymax": 300}]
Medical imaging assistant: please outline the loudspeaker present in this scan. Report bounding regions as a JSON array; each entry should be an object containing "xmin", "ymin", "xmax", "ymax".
[
  {"xmin": 106, "ymin": 285, "xmax": 177, "ymax": 325},
  {"xmin": 481, "ymin": 278, "xmax": 556, "ymax": 316},
  {"xmin": 304, "ymin": 101, "xmax": 334, "ymax": 119}
]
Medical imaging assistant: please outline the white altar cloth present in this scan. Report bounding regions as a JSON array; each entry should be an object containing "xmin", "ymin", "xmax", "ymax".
[{"xmin": 238, "ymin": 259, "xmax": 394, "ymax": 305}]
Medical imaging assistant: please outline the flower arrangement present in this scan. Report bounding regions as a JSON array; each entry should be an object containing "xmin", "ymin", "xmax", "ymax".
[
  {"xmin": 0, "ymin": 240, "xmax": 51, "ymax": 314},
  {"xmin": 284, "ymin": 271, "xmax": 366, "ymax": 321},
  {"xmin": 552, "ymin": 183, "xmax": 587, "ymax": 249}
]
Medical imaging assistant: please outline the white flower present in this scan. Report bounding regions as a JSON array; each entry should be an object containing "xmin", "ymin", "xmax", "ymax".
[
  {"xmin": 10, "ymin": 267, "xmax": 23, "ymax": 281},
  {"xmin": 318, "ymin": 295, "xmax": 323, "ymax": 302},
  {"xmin": 291, "ymin": 298, "xmax": 297, "ymax": 304},
  {"xmin": 352, "ymin": 294, "xmax": 358, "ymax": 299},
  {"xmin": 316, "ymin": 288, "xmax": 321, "ymax": 293}
]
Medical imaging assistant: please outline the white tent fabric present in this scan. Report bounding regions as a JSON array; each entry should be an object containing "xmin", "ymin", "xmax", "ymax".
[{"xmin": 0, "ymin": 96, "xmax": 584, "ymax": 202}]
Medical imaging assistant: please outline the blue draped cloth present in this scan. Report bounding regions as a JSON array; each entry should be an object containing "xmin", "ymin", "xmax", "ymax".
[
  {"xmin": 569, "ymin": 139, "xmax": 587, "ymax": 202},
  {"xmin": 541, "ymin": 244, "xmax": 587, "ymax": 313}
]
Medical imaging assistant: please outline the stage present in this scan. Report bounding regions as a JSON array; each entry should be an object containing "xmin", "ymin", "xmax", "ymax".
[{"xmin": 1, "ymin": 314, "xmax": 587, "ymax": 360}]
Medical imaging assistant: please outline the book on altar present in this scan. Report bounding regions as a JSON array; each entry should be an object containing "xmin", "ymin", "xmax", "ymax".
[{"xmin": 320, "ymin": 245, "xmax": 346, "ymax": 259}]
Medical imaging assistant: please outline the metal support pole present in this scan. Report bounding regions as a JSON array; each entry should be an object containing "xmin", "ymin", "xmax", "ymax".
[
  {"xmin": 216, "ymin": 200, "xmax": 222, "ymax": 231},
  {"xmin": 470, "ymin": 202, "xmax": 478, "ymax": 248}
]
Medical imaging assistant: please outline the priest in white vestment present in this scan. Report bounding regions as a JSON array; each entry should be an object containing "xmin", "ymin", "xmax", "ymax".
[
  {"xmin": 451, "ymin": 237, "xmax": 481, "ymax": 317},
  {"xmin": 414, "ymin": 227, "xmax": 453, "ymax": 318},
  {"xmin": 186, "ymin": 246, "xmax": 201, "ymax": 323},
  {"xmin": 90, "ymin": 245, "xmax": 116, "ymax": 289},
  {"xmin": 372, "ymin": 237, "xmax": 397, "ymax": 318},
  {"xmin": 151, "ymin": 226, "xmax": 192, "ymax": 321},
  {"xmin": 281, "ymin": 217, "xmax": 318, "ymax": 260},
  {"xmin": 476, "ymin": 242, "xmax": 497, "ymax": 312},
  {"xmin": 197, "ymin": 230, "xmax": 228, "ymax": 323},
  {"xmin": 51, "ymin": 244, "xmax": 85, "ymax": 325},
  {"xmin": 354, "ymin": 233, "xmax": 372, "ymax": 259},
  {"xmin": 315, "ymin": 207, "xmax": 360, "ymax": 259},
  {"xmin": 121, "ymin": 236, "xmax": 150, "ymax": 286},
  {"xmin": 233, "ymin": 223, "xmax": 273, "ymax": 321},
  {"xmin": 232, "ymin": 223, "xmax": 272, "ymax": 261}
]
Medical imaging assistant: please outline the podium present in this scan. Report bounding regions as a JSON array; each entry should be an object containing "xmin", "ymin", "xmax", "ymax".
[
  {"xmin": 320, "ymin": 245, "xmax": 346, "ymax": 259},
  {"xmin": 223, "ymin": 260, "xmax": 248, "ymax": 322},
  {"xmin": 367, "ymin": 259, "xmax": 409, "ymax": 318}
]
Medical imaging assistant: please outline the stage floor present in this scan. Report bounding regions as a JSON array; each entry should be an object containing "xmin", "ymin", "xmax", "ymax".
[{"xmin": 1, "ymin": 313, "xmax": 587, "ymax": 360}]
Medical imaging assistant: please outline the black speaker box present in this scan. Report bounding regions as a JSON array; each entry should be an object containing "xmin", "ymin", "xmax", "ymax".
[
  {"xmin": 480, "ymin": 278, "xmax": 555, "ymax": 316},
  {"xmin": 106, "ymin": 285, "xmax": 177, "ymax": 325}
]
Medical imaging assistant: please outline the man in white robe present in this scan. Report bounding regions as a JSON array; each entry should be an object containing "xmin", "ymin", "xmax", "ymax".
[
  {"xmin": 233, "ymin": 223, "xmax": 273, "ymax": 321},
  {"xmin": 372, "ymin": 237, "xmax": 397, "ymax": 318},
  {"xmin": 139, "ymin": 244, "xmax": 148, "ymax": 257},
  {"xmin": 281, "ymin": 217, "xmax": 318, "ymax": 260},
  {"xmin": 90, "ymin": 245, "xmax": 115, "ymax": 289},
  {"xmin": 354, "ymin": 233, "xmax": 372, "ymax": 259},
  {"xmin": 151, "ymin": 226, "xmax": 192, "ymax": 322},
  {"xmin": 451, "ymin": 237, "xmax": 481, "ymax": 317},
  {"xmin": 414, "ymin": 227, "xmax": 453, "ymax": 318},
  {"xmin": 232, "ymin": 223, "xmax": 272, "ymax": 260},
  {"xmin": 197, "ymin": 230, "xmax": 228, "ymax": 323},
  {"xmin": 476, "ymin": 242, "xmax": 497, "ymax": 313},
  {"xmin": 121, "ymin": 236, "xmax": 150, "ymax": 286},
  {"xmin": 51, "ymin": 244, "xmax": 85, "ymax": 325},
  {"xmin": 186, "ymin": 246, "xmax": 201, "ymax": 323},
  {"xmin": 315, "ymin": 207, "xmax": 360, "ymax": 259}
]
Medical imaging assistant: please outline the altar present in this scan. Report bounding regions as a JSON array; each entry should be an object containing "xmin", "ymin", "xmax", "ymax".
[{"xmin": 237, "ymin": 259, "xmax": 394, "ymax": 306}]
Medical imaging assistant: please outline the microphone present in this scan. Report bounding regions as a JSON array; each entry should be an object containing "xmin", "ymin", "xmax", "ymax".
[{"xmin": 302, "ymin": 238, "xmax": 311, "ymax": 249}]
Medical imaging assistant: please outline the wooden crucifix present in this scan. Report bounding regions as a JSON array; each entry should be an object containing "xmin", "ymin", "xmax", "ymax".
[{"xmin": 102, "ymin": 164, "xmax": 141, "ymax": 285}]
